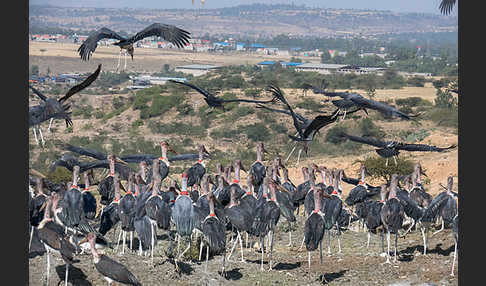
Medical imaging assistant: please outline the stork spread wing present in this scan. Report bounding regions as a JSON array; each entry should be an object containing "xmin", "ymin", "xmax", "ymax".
[
  {"xmin": 58, "ymin": 64, "xmax": 101, "ymax": 103},
  {"xmin": 341, "ymin": 133, "xmax": 389, "ymax": 148},
  {"xmin": 302, "ymin": 108, "xmax": 340, "ymax": 139},
  {"xmin": 348, "ymin": 95, "xmax": 414, "ymax": 120},
  {"xmin": 266, "ymin": 84, "xmax": 305, "ymax": 139},
  {"xmin": 126, "ymin": 23, "xmax": 191, "ymax": 48},
  {"xmin": 63, "ymin": 144, "xmax": 107, "ymax": 160},
  {"xmin": 29, "ymin": 85, "xmax": 48, "ymax": 101},
  {"xmin": 397, "ymin": 143, "xmax": 457, "ymax": 152},
  {"xmin": 255, "ymin": 104, "xmax": 309, "ymax": 125},
  {"xmin": 439, "ymin": 0, "xmax": 456, "ymax": 15},
  {"xmin": 78, "ymin": 28, "xmax": 125, "ymax": 61},
  {"xmin": 168, "ymin": 80, "xmax": 212, "ymax": 99}
]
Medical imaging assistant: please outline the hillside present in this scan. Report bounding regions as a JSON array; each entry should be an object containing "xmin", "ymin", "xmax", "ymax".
[
  {"xmin": 29, "ymin": 4, "xmax": 457, "ymax": 38},
  {"xmin": 28, "ymin": 77, "xmax": 458, "ymax": 198}
]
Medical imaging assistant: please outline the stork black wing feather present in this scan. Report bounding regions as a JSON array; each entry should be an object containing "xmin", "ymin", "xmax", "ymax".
[
  {"xmin": 397, "ymin": 143, "xmax": 456, "ymax": 152},
  {"xmin": 29, "ymin": 85, "xmax": 48, "ymax": 101},
  {"xmin": 439, "ymin": 0, "xmax": 456, "ymax": 15},
  {"xmin": 168, "ymin": 80, "xmax": 212, "ymax": 99},
  {"xmin": 78, "ymin": 28, "xmax": 125, "ymax": 61},
  {"xmin": 341, "ymin": 133, "xmax": 389, "ymax": 148},
  {"xmin": 64, "ymin": 143, "xmax": 107, "ymax": 160},
  {"xmin": 126, "ymin": 23, "xmax": 190, "ymax": 48},
  {"xmin": 58, "ymin": 64, "xmax": 101, "ymax": 103}
]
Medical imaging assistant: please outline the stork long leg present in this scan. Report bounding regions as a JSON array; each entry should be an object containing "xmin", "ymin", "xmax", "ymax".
[
  {"xmin": 451, "ymin": 241, "xmax": 457, "ymax": 276},
  {"xmin": 151, "ymin": 223, "xmax": 155, "ymax": 265},
  {"xmin": 342, "ymin": 109, "xmax": 347, "ymax": 120},
  {"xmin": 285, "ymin": 144, "xmax": 297, "ymax": 163},
  {"xmin": 269, "ymin": 230, "xmax": 274, "ymax": 270},
  {"xmin": 336, "ymin": 223, "xmax": 342, "ymax": 254},
  {"xmin": 116, "ymin": 50, "xmax": 121, "ymax": 71},
  {"xmin": 38, "ymin": 127, "xmax": 45, "ymax": 147},
  {"xmin": 393, "ymin": 156, "xmax": 398, "ymax": 166},
  {"xmin": 33, "ymin": 127, "xmax": 39, "ymax": 145},
  {"xmin": 394, "ymin": 232, "xmax": 398, "ymax": 262},
  {"xmin": 221, "ymin": 242, "xmax": 226, "ymax": 277},
  {"xmin": 237, "ymin": 230, "xmax": 245, "ymax": 262},
  {"xmin": 260, "ymin": 236, "xmax": 265, "ymax": 271},
  {"xmin": 205, "ymin": 242, "xmax": 209, "ymax": 272},
  {"xmin": 130, "ymin": 231, "xmax": 133, "ymax": 251},
  {"xmin": 401, "ymin": 218, "xmax": 415, "ymax": 238},
  {"xmin": 46, "ymin": 248, "xmax": 50, "ymax": 286},
  {"xmin": 65, "ymin": 263, "xmax": 69, "ymax": 286},
  {"xmin": 367, "ymin": 231, "xmax": 371, "ymax": 250},
  {"xmin": 116, "ymin": 227, "xmax": 122, "ymax": 252},
  {"xmin": 299, "ymin": 235, "xmax": 306, "ymax": 251},
  {"xmin": 296, "ymin": 148, "xmax": 303, "ymax": 167},
  {"xmin": 47, "ymin": 118, "xmax": 54, "ymax": 132},
  {"xmin": 421, "ymin": 226, "xmax": 427, "ymax": 255},
  {"xmin": 124, "ymin": 51, "xmax": 127, "ymax": 71},
  {"xmin": 122, "ymin": 230, "xmax": 126, "ymax": 254},
  {"xmin": 246, "ymin": 232, "xmax": 249, "ymax": 249},
  {"xmin": 327, "ymin": 229, "xmax": 331, "ymax": 255},
  {"xmin": 385, "ymin": 231, "xmax": 391, "ymax": 264},
  {"xmin": 29, "ymin": 226, "xmax": 34, "ymax": 251},
  {"xmin": 287, "ymin": 221, "xmax": 292, "ymax": 247},
  {"xmin": 307, "ymin": 251, "xmax": 311, "ymax": 270},
  {"xmin": 433, "ymin": 220, "xmax": 445, "ymax": 235},
  {"xmin": 227, "ymin": 234, "xmax": 238, "ymax": 261},
  {"xmin": 381, "ymin": 229, "xmax": 385, "ymax": 254},
  {"xmin": 199, "ymin": 239, "xmax": 204, "ymax": 261},
  {"xmin": 319, "ymin": 237, "xmax": 323, "ymax": 265}
]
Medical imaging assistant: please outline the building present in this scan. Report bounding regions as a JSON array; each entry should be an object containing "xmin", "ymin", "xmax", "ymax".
[
  {"xmin": 294, "ymin": 63, "xmax": 350, "ymax": 74},
  {"xmin": 294, "ymin": 63, "xmax": 386, "ymax": 75},
  {"xmin": 131, "ymin": 76, "xmax": 187, "ymax": 85},
  {"xmin": 175, "ymin": 64, "xmax": 222, "ymax": 76},
  {"xmin": 256, "ymin": 61, "xmax": 302, "ymax": 68}
]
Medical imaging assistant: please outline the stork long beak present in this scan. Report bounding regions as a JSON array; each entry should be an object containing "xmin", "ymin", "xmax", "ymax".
[
  {"xmin": 115, "ymin": 157, "xmax": 129, "ymax": 165},
  {"xmin": 30, "ymin": 169, "xmax": 46, "ymax": 178},
  {"xmin": 78, "ymin": 237, "xmax": 88, "ymax": 245},
  {"xmin": 239, "ymin": 161, "xmax": 247, "ymax": 173},
  {"xmin": 167, "ymin": 145, "xmax": 179, "ymax": 155}
]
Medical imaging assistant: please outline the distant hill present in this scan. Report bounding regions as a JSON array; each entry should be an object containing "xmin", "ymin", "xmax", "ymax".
[{"xmin": 29, "ymin": 4, "xmax": 457, "ymax": 39}]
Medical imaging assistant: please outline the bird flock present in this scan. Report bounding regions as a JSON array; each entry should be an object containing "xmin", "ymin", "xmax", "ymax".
[{"xmin": 29, "ymin": 19, "xmax": 458, "ymax": 286}]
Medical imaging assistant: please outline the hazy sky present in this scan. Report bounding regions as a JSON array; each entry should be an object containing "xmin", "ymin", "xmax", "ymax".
[{"xmin": 30, "ymin": 0, "xmax": 456, "ymax": 15}]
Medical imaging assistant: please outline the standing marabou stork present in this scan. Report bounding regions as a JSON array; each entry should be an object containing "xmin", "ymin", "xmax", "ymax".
[
  {"xmin": 225, "ymin": 185, "xmax": 253, "ymax": 264},
  {"xmin": 380, "ymin": 174, "xmax": 405, "ymax": 263},
  {"xmin": 171, "ymin": 172, "xmax": 198, "ymax": 272},
  {"xmin": 29, "ymin": 177, "xmax": 48, "ymax": 251},
  {"xmin": 143, "ymin": 141, "xmax": 179, "ymax": 184},
  {"xmin": 117, "ymin": 173, "xmax": 137, "ymax": 254},
  {"xmin": 144, "ymin": 159, "xmax": 172, "ymax": 264},
  {"xmin": 201, "ymin": 191, "xmax": 227, "ymax": 275},
  {"xmin": 81, "ymin": 171, "xmax": 97, "ymax": 220},
  {"xmin": 249, "ymin": 142, "xmax": 267, "ymax": 194},
  {"xmin": 87, "ymin": 232, "xmax": 142, "ymax": 286},
  {"xmin": 304, "ymin": 185, "xmax": 326, "ymax": 271},
  {"xmin": 322, "ymin": 169, "xmax": 344, "ymax": 255},
  {"xmin": 37, "ymin": 193, "xmax": 78, "ymax": 286},
  {"xmin": 451, "ymin": 214, "xmax": 458, "ymax": 276},
  {"xmin": 186, "ymin": 144, "xmax": 211, "ymax": 194},
  {"xmin": 58, "ymin": 165, "xmax": 85, "ymax": 233}
]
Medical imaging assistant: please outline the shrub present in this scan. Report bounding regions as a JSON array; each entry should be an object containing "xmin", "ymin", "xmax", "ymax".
[
  {"xmin": 395, "ymin": 97, "xmax": 432, "ymax": 108},
  {"xmin": 47, "ymin": 167, "xmax": 73, "ymax": 184},
  {"xmin": 357, "ymin": 118, "xmax": 384, "ymax": 138},
  {"xmin": 359, "ymin": 156, "xmax": 416, "ymax": 182},
  {"xmin": 325, "ymin": 125, "xmax": 348, "ymax": 144},
  {"xmin": 240, "ymin": 123, "xmax": 271, "ymax": 141},
  {"xmin": 233, "ymin": 106, "xmax": 254, "ymax": 117}
]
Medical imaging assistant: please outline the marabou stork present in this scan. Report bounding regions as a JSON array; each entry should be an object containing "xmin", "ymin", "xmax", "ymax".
[
  {"xmin": 29, "ymin": 64, "xmax": 101, "ymax": 146},
  {"xmin": 87, "ymin": 232, "xmax": 142, "ymax": 286},
  {"xmin": 168, "ymin": 80, "xmax": 278, "ymax": 112},
  {"xmin": 37, "ymin": 193, "xmax": 78, "ymax": 286},
  {"xmin": 339, "ymin": 133, "xmax": 456, "ymax": 166},
  {"xmin": 380, "ymin": 174, "xmax": 405, "ymax": 263},
  {"xmin": 117, "ymin": 173, "xmax": 137, "ymax": 254},
  {"xmin": 249, "ymin": 142, "xmax": 268, "ymax": 195},
  {"xmin": 81, "ymin": 171, "xmax": 97, "ymax": 220},
  {"xmin": 78, "ymin": 23, "xmax": 190, "ymax": 71}
]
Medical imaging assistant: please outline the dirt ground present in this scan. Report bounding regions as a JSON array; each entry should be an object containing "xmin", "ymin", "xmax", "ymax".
[{"xmin": 28, "ymin": 212, "xmax": 458, "ymax": 286}]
